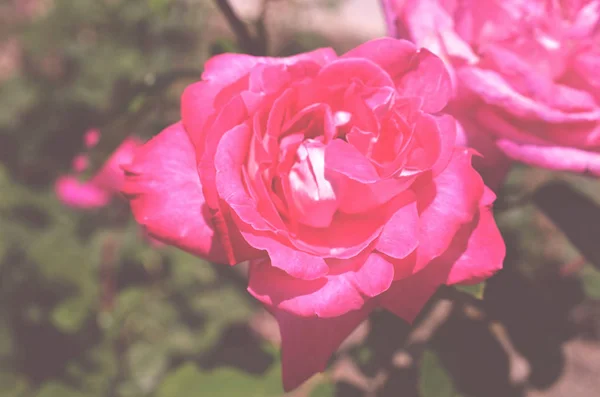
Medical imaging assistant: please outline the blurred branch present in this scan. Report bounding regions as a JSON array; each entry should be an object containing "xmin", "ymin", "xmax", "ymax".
[
  {"xmin": 253, "ymin": 0, "xmax": 270, "ymax": 56},
  {"xmin": 393, "ymin": 298, "xmax": 455, "ymax": 370},
  {"xmin": 214, "ymin": 0, "xmax": 262, "ymax": 55},
  {"xmin": 379, "ymin": 288, "xmax": 530, "ymax": 393},
  {"xmin": 450, "ymin": 288, "xmax": 531, "ymax": 386}
]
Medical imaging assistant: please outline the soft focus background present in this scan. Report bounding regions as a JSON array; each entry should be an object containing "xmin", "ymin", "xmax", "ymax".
[{"xmin": 3, "ymin": 1, "xmax": 600, "ymax": 396}]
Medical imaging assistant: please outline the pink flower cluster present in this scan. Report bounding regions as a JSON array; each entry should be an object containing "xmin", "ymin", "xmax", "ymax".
[
  {"xmin": 121, "ymin": 38, "xmax": 505, "ymax": 389},
  {"xmin": 382, "ymin": 0, "xmax": 600, "ymax": 186},
  {"xmin": 55, "ymin": 129, "xmax": 142, "ymax": 209}
]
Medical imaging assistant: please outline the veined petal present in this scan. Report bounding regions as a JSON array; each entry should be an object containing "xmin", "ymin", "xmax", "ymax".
[{"xmin": 122, "ymin": 123, "xmax": 228, "ymax": 263}]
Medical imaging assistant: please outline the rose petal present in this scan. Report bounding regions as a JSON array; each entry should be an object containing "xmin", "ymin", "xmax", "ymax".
[
  {"xmin": 375, "ymin": 197, "xmax": 419, "ymax": 259},
  {"xmin": 413, "ymin": 148, "xmax": 484, "ymax": 270},
  {"xmin": 337, "ymin": 175, "xmax": 415, "ymax": 214},
  {"xmin": 242, "ymin": 231, "xmax": 329, "ymax": 280},
  {"xmin": 572, "ymin": 49, "xmax": 600, "ymax": 95},
  {"xmin": 446, "ymin": 188, "xmax": 505, "ymax": 285},
  {"xmin": 459, "ymin": 67, "xmax": 600, "ymax": 123},
  {"xmin": 345, "ymin": 252, "xmax": 395, "ymax": 297},
  {"xmin": 402, "ymin": 113, "xmax": 443, "ymax": 174},
  {"xmin": 199, "ymin": 95, "xmax": 263, "ymax": 264},
  {"xmin": 496, "ymin": 139, "xmax": 600, "ymax": 176},
  {"xmin": 325, "ymin": 139, "xmax": 380, "ymax": 183},
  {"xmin": 181, "ymin": 81, "xmax": 224, "ymax": 153},
  {"xmin": 215, "ymin": 123, "xmax": 272, "ymax": 231},
  {"xmin": 480, "ymin": 44, "xmax": 597, "ymax": 112},
  {"xmin": 379, "ymin": 269, "xmax": 442, "ymax": 324},
  {"xmin": 92, "ymin": 137, "xmax": 142, "ymax": 193},
  {"xmin": 315, "ymin": 58, "xmax": 395, "ymax": 90},
  {"xmin": 431, "ymin": 114, "xmax": 457, "ymax": 175},
  {"xmin": 122, "ymin": 123, "xmax": 229, "ymax": 263},
  {"xmin": 248, "ymin": 258, "xmax": 363, "ymax": 317},
  {"xmin": 395, "ymin": 48, "xmax": 453, "ymax": 113},
  {"xmin": 202, "ymin": 48, "xmax": 338, "ymax": 86},
  {"xmin": 342, "ymin": 37, "xmax": 417, "ymax": 80},
  {"xmin": 287, "ymin": 141, "xmax": 339, "ymax": 228},
  {"xmin": 270, "ymin": 303, "xmax": 373, "ymax": 391}
]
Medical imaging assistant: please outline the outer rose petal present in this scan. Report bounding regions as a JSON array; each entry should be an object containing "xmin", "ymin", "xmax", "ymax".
[
  {"xmin": 414, "ymin": 148, "xmax": 484, "ymax": 270},
  {"xmin": 395, "ymin": 48, "xmax": 453, "ymax": 113},
  {"xmin": 201, "ymin": 48, "xmax": 338, "ymax": 86},
  {"xmin": 496, "ymin": 139, "xmax": 600, "ymax": 176},
  {"xmin": 341, "ymin": 37, "xmax": 417, "ymax": 81},
  {"xmin": 379, "ymin": 262, "xmax": 445, "ymax": 323},
  {"xmin": 458, "ymin": 67, "xmax": 600, "ymax": 123},
  {"xmin": 55, "ymin": 176, "xmax": 111, "ymax": 209},
  {"xmin": 271, "ymin": 303, "xmax": 373, "ymax": 391},
  {"xmin": 121, "ymin": 122, "xmax": 229, "ymax": 264},
  {"xmin": 181, "ymin": 81, "xmax": 223, "ymax": 152},
  {"xmin": 315, "ymin": 58, "xmax": 395, "ymax": 90},
  {"xmin": 91, "ymin": 137, "xmax": 142, "ymax": 193},
  {"xmin": 248, "ymin": 258, "xmax": 363, "ymax": 317},
  {"xmin": 445, "ymin": 187, "xmax": 505, "ymax": 285},
  {"xmin": 383, "ymin": 0, "xmax": 478, "ymax": 64},
  {"xmin": 381, "ymin": 186, "xmax": 504, "ymax": 322},
  {"xmin": 248, "ymin": 254, "xmax": 393, "ymax": 317}
]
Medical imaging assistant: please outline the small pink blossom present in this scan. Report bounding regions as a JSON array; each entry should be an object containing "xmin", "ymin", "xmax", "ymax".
[
  {"xmin": 84, "ymin": 128, "xmax": 101, "ymax": 149},
  {"xmin": 71, "ymin": 154, "xmax": 89, "ymax": 173},
  {"xmin": 56, "ymin": 134, "xmax": 142, "ymax": 209}
]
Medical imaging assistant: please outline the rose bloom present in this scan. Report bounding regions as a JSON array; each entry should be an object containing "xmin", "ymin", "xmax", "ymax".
[
  {"xmin": 123, "ymin": 38, "xmax": 505, "ymax": 390},
  {"xmin": 382, "ymin": 0, "xmax": 600, "ymax": 184},
  {"xmin": 55, "ymin": 130, "xmax": 142, "ymax": 209}
]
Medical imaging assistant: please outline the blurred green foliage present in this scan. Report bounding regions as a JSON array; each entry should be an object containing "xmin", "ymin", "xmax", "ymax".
[{"xmin": 419, "ymin": 349, "xmax": 463, "ymax": 397}]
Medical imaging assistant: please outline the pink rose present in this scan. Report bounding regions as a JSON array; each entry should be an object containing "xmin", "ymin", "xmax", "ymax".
[
  {"xmin": 382, "ymin": 0, "xmax": 600, "ymax": 181},
  {"xmin": 84, "ymin": 128, "xmax": 101, "ymax": 149},
  {"xmin": 55, "ymin": 132, "xmax": 142, "ymax": 209},
  {"xmin": 122, "ymin": 38, "xmax": 505, "ymax": 390}
]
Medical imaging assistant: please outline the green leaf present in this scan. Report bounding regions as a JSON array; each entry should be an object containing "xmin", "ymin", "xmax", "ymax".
[
  {"xmin": 0, "ymin": 372, "xmax": 30, "ymax": 397},
  {"xmin": 156, "ymin": 363, "xmax": 204, "ymax": 397},
  {"xmin": 158, "ymin": 359, "xmax": 283, "ymax": 397},
  {"xmin": 168, "ymin": 249, "xmax": 216, "ymax": 287},
  {"xmin": 0, "ymin": 308, "xmax": 14, "ymax": 358},
  {"xmin": 148, "ymin": 0, "xmax": 171, "ymax": 15},
  {"xmin": 581, "ymin": 264, "xmax": 600, "ymax": 299},
  {"xmin": 191, "ymin": 286, "xmax": 254, "ymax": 323},
  {"xmin": 419, "ymin": 350, "xmax": 463, "ymax": 397},
  {"xmin": 34, "ymin": 382, "xmax": 84, "ymax": 397},
  {"xmin": 126, "ymin": 342, "xmax": 169, "ymax": 394},
  {"xmin": 310, "ymin": 381, "xmax": 335, "ymax": 397},
  {"xmin": 455, "ymin": 283, "xmax": 485, "ymax": 300},
  {"xmin": 50, "ymin": 295, "xmax": 92, "ymax": 333}
]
